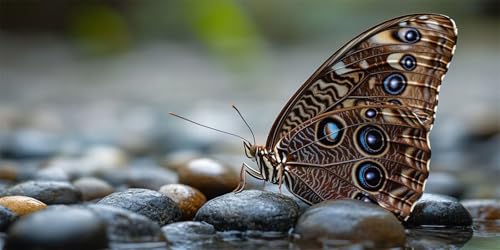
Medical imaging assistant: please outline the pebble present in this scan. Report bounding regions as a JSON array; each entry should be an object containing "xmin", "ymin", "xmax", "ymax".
[
  {"xmin": 0, "ymin": 196, "xmax": 47, "ymax": 216},
  {"xmin": 5, "ymin": 206, "xmax": 108, "ymax": 249},
  {"xmin": 194, "ymin": 190, "xmax": 299, "ymax": 232},
  {"xmin": 0, "ymin": 129, "xmax": 62, "ymax": 159},
  {"xmin": 162, "ymin": 221, "xmax": 216, "ymax": 246},
  {"xmin": 178, "ymin": 158, "xmax": 239, "ymax": 199},
  {"xmin": 0, "ymin": 205, "xmax": 17, "ymax": 231},
  {"xmin": 161, "ymin": 150, "xmax": 201, "ymax": 172},
  {"xmin": 406, "ymin": 226, "xmax": 473, "ymax": 249},
  {"xmin": 85, "ymin": 204, "xmax": 165, "ymax": 243},
  {"xmin": 424, "ymin": 172, "xmax": 465, "ymax": 198},
  {"xmin": 405, "ymin": 193, "xmax": 472, "ymax": 227},
  {"xmin": 34, "ymin": 167, "xmax": 70, "ymax": 182},
  {"xmin": 0, "ymin": 162, "xmax": 18, "ymax": 181},
  {"xmin": 461, "ymin": 199, "xmax": 500, "ymax": 220},
  {"xmin": 3, "ymin": 181, "xmax": 83, "ymax": 204},
  {"xmin": 127, "ymin": 166, "xmax": 177, "ymax": 190},
  {"xmin": 98, "ymin": 188, "xmax": 181, "ymax": 226},
  {"xmin": 73, "ymin": 177, "xmax": 114, "ymax": 201},
  {"xmin": 294, "ymin": 199, "xmax": 405, "ymax": 248},
  {"xmin": 159, "ymin": 184, "xmax": 206, "ymax": 220}
]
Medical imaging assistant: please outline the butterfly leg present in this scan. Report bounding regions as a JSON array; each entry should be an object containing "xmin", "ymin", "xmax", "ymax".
[
  {"xmin": 277, "ymin": 163, "xmax": 284, "ymax": 193},
  {"xmin": 233, "ymin": 162, "xmax": 263, "ymax": 193}
]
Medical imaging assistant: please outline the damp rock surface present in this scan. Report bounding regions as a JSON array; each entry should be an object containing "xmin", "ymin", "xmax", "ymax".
[
  {"xmin": 2, "ymin": 181, "xmax": 83, "ymax": 204},
  {"xmin": 159, "ymin": 183, "xmax": 206, "ymax": 220},
  {"xmin": 194, "ymin": 190, "xmax": 299, "ymax": 232},
  {"xmin": 97, "ymin": 188, "xmax": 181, "ymax": 226},
  {"xmin": 405, "ymin": 193, "xmax": 472, "ymax": 227},
  {"xmin": 0, "ymin": 196, "xmax": 47, "ymax": 216},
  {"xmin": 294, "ymin": 199, "xmax": 405, "ymax": 248}
]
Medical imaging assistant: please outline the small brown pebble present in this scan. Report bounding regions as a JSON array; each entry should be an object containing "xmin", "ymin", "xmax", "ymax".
[
  {"xmin": 73, "ymin": 177, "xmax": 114, "ymax": 201},
  {"xmin": 0, "ymin": 196, "xmax": 47, "ymax": 216},
  {"xmin": 177, "ymin": 158, "xmax": 239, "ymax": 199},
  {"xmin": 159, "ymin": 184, "xmax": 206, "ymax": 220},
  {"xmin": 0, "ymin": 162, "xmax": 18, "ymax": 181},
  {"xmin": 461, "ymin": 199, "xmax": 500, "ymax": 220}
]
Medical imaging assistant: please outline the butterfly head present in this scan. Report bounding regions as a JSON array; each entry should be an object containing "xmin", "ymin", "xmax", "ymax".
[{"xmin": 243, "ymin": 141, "xmax": 258, "ymax": 160}]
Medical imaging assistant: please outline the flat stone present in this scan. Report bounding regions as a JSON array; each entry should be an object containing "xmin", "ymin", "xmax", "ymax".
[
  {"xmin": 194, "ymin": 190, "xmax": 299, "ymax": 232},
  {"xmin": 405, "ymin": 193, "xmax": 472, "ymax": 227},
  {"xmin": 73, "ymin": 177, "xmax": 114, "ymax": 201},
  {"xmin": 461, "ymin": 199, "xmax": 500, "ymax": 220},
  {"xmin": 98, "ymin": 188, "xmax": 181, "ymax": 226},
  {"xmin": 5, "ymin": 206, "xmax": 107, "ymax": 249},
  {"xmin": 178, "ymin": 158, "xmax": 239, "ymax": 199},
  {"xmin": 85, "ymin": 204, "xmax": 165, "ymax": 243},
  {"xmin": 0, "ymin": 205, "xmax": 17, "ymax": 231},
  {"xmin": 3, "ymin": 181, "xmax": 82, "ymax": 204},
  {"xmin": 0, "ymin": 196, "xmax": 47, "ymax": 216},
  {"xmin": 162, "ymin": 221, "xmax": 216, "ymax": 245},
  {"xmin": 159, "ymin": 184, "xmax": 206, "ymax": 220},
  {"xmin": 294, "ymin": 199, "xmax": 405, "ymax": 248}
]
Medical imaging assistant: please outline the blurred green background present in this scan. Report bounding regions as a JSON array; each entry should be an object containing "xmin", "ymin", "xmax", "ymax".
[{"xmin": 0, "ymin": 0, "xmax": 499, "ymax": 169}]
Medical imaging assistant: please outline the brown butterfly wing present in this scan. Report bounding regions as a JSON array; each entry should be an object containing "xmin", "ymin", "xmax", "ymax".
[
  {"xmin": 279, "ymin": 104, "xmax": 429, "ymax": 220},
  {"xmin": 266, "ymin": 14, "xmax": 457, "ymax": 148}
]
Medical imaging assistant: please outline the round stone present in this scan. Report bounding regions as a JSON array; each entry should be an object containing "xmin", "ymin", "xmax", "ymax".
[
  {"xmin": 85, "ymin": 204, "xmax": 165, "ymax": 243},
  {"xmin": 0, "ymin": 162, "xmax": 18, "ymax": 181},
  {"xmin": 34, "ymin": 167, "xmax": 70, "ymax": 182},
  {"xmin": 178, "ymin": 158, "xmax": 239, "ymax": 199},
  {"xmin": 294, "ymin": 199, "xmax": 405, "ymax": 248},
  {"xmin": 0, "ymin": 205, "xmax": 17, "ymax": 231},
  {"xmin": 73, "ymin": 177, "xmax": 114, "ymax": 201},
  {"xmin": 405, "ymin": 193, "xmax": 472, "ymax": 226},
  {"xmin": 5, "ymin": 206, "xmax": 107, "ymax": 249},
  {"xmin": 159, "ymin": 184, "xmax": 207, "ymax": 220},
  {"xmin": 194, "ymin": 190, "xmax": 299, "ymax": 232},
  {"xmin": 0, "ymin": 196, "xmax": 47, "ymax": 216},
  {"xmin": 162, "ymin": 221, "xmax": 216, "ymax": 245},
  {"xmin": 3, "ymin": 181, "xmax": 83, "ymax": 204},
  {"xmin": 97, "ymin": 188, "xmax": 181, "ymax": 226},
  {"xmin": 127, "ymin": 166, "xmax": 177, "ymax": 190},
  {"xmin": 461, "ymin": 199, "xmax": 500, "ymax": 220}
]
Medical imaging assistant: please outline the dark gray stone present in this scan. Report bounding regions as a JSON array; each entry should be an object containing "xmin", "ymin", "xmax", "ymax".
[
  {"xmin": 3, "ymin": 181, "xmax": 82, "ymax": 204},
  {"xmin": 294, "ymin": 199, "xmax": 405, "ymax": 248},
  {"xmin": 0, "ymin": 205, "xmax": 17, "ymax": 231},
  {"xmin": 162, "ymin": 221, "xmax": 216, "ymax": 245},
  {"xmin": 5, "ymin": 206, "xmax": 107, "ymax": 250},
  {"xmin": 98, "ymin": 188, "xmax": 181, "ymax": 226},
  {"xmin": 127, "ymin": 166, "xmax": 177, "ymax": 190},
  {"xmin": 405, "ymin": 193, "xmax": 472, "ymax": 227},
  {"xmin": 194, "ymin": 190, "xmax": 299, "ymax": 232},
  {"xmin": 85, "ymin": 204, "xmax": 165, "ymax": 243}
]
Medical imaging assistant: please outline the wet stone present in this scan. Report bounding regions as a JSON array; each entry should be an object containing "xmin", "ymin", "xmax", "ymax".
[
  {"xmin": 159, "ymin": 184, "xmax": 206, "ymax": 220},
  {"xmin": 0, "ymin": 196, "xmax": 47, "ymax": 216},
  {"xmin": 3, "ymin": 181, "xmax": 83, "ymax": 205},
  {"xmin": 98, "ymin": 188, "xmax": 181, "ymax": 226},
  {"xmin": 194, "ymin": 190, "xmax": 299, "ymax": 232},
  {"xmin": 127, "ymin": 166, "xmax": 177, "ymax": 190},
  {"xmin": 0, "ymin": 129, "xmax": 62, "ymax": 159},
  {"xmin": 162, "ymin": 221, "xmax": 216, "ymax": 245},
  {"xmin": 5, "ymin": 206, "xmax": 107, "ymax": 250},
  {"xmin": 294, "ymin": 199, "xmax": 405, "ymax": 248},
  {"xmin": 405, "ymin": 193, "xmax": 472, "ymax": 227},
  {"xmin": 73, "ymin": 177, "xmax": 114, "ymax": 201},
  {"xmin": 0, "ymin": 205, "xmax": 17, "ymax": 231},
  {"xmin": 34, "ymin": 167, "xmax": 70, "ymax": 182},
  {"xmin": 424, "ymin": 172, "xmax": 465, "ymax": 199},
  {"xmin": 406, "ymin": 227, "xmax": 473, "ymax": 249},
  {"xmin": 178, "ymin": 158, "xmax": 239, "ymax": 199},
  {"xmin": 85, "ymin": 204, "xmax": 165, "ymax": 243},
  {"xmin": 461, "ymin": 199, "xmax": 500, "ymax": 220}
]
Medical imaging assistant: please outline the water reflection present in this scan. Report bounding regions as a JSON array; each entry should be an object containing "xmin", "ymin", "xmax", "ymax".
[{"xmin": 406, "ymin": 226, "xmax": 473, "ymax": 249}]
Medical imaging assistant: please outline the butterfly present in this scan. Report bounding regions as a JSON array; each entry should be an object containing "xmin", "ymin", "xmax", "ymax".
[
  {"xmin": 232, "ymin": 14, "xmax": 458, "ymax": 221},
  {"xmin": 172, "ymin": 14, "xmax": 457, "ymax": 221}
]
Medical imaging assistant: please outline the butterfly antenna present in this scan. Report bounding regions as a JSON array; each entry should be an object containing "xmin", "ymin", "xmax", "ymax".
[
  {"xmin": 169, "ymin": 112, "xmax": 252, "ymax": 144},
  {"xmin": 232, "ymin": 105, "xmax": 256, "ymax": 145}
]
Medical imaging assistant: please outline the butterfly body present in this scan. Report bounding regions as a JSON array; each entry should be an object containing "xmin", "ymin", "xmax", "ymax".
[{"xmin": 236, "ymin": 14, "xmax": 457, "ymax": 221}]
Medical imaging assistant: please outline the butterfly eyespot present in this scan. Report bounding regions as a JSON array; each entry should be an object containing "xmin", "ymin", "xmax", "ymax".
[
  {"xmin": 383, "ymin": 73, "xmax": 407, "ymax": 95},
  {"xmin": 365, "ymin": 109, "xmax": 377, "ymax": 119},
  {"xmin": 357, "ymin": 125, "xmax": 387, "ymax": 155},
  {"xmin": 354, "ymin": 193, "xmax": 378, "ymax": 204},
  {"xmin": 389, "ymin": 99, "xmax": 402, "ymax": 105},
  {"xmin": 355, "ymin": 161, "xmax": 385, "ymax": 192},
  {"xmin": 316, "ymin": 117, "xmax": 344, "ymax": 146},
  {"xmin": 397, "ymin": 28, "xmax": 420, "ymax": 43},
  {"xmin": 400, "ymin": 54, "xmax": 417, "ymax": 71}
]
